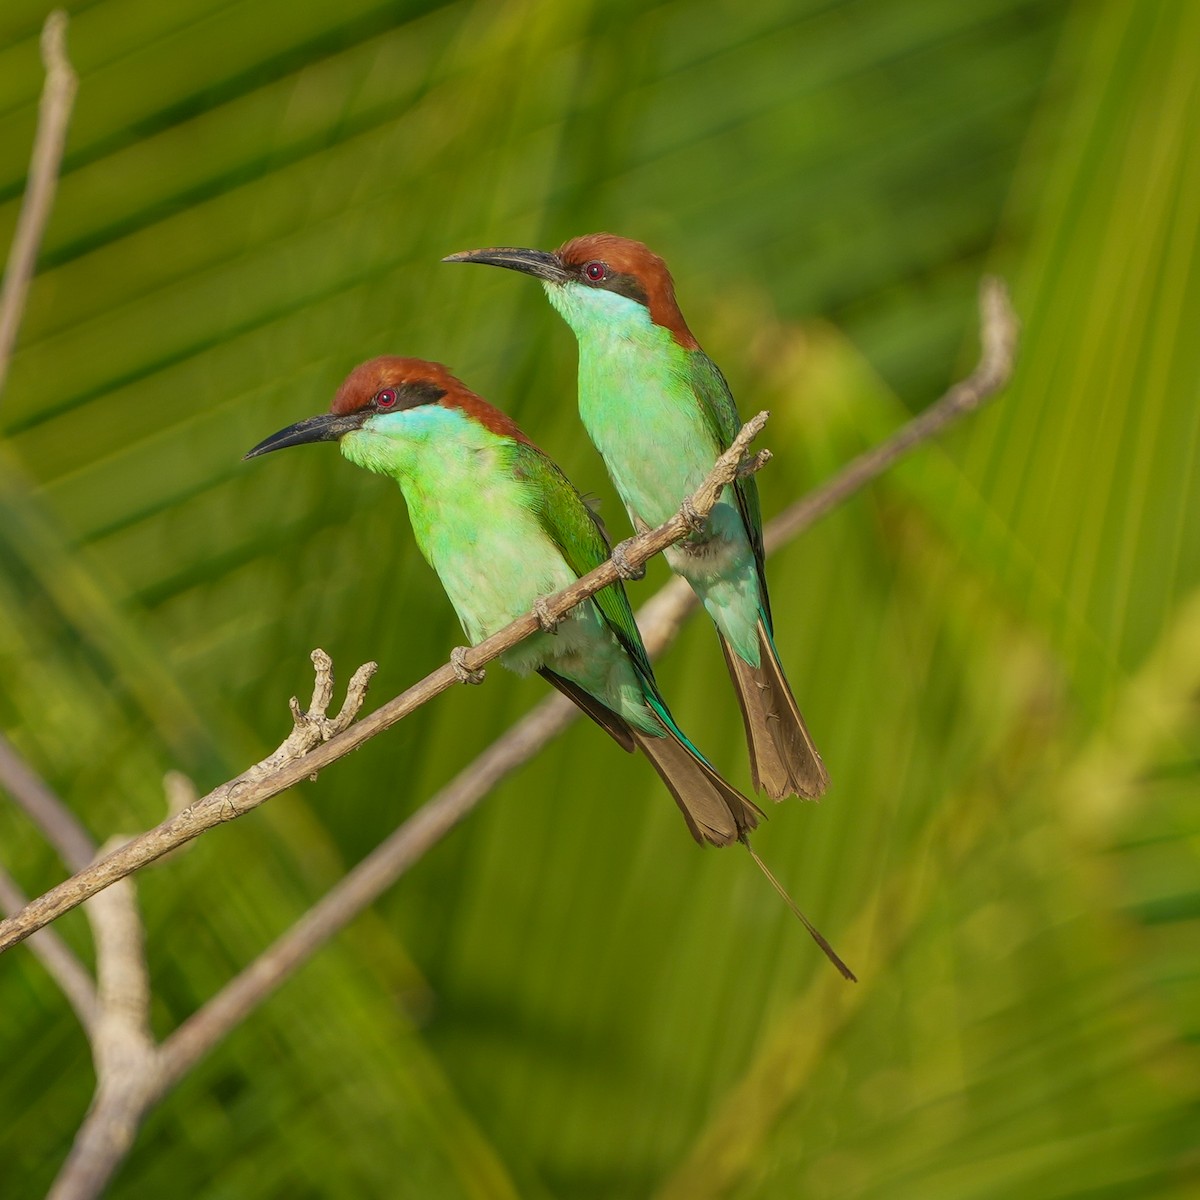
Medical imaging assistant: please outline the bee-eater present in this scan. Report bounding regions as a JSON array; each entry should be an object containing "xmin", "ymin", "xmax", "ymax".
[
  {"xmin": 445, "ymin": 235, "xmax": 829, "ymax": 802},
  {"xmin": 244, "ymin": 356, "xmax": 853, "ymax": 978},
  {"xmin": 246, "ymin": 355, "xmax": 761, "ymax": 846}
]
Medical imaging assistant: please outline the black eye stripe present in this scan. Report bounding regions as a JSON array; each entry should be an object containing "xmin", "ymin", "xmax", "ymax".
[
  {"xmin": 372, "ymin": 381, "xmax": 446, "ymax": 410},
  {"xmin": 596, "ymin": 271, "xmax": 648, "ymax": 308}
]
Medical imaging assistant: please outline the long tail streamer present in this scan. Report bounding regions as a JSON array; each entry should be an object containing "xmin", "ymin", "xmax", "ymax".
[{"xmin": 742, "ymin": 837, "xmax": 857, "ymax": 982}]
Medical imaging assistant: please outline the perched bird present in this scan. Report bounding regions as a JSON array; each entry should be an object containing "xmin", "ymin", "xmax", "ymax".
[
  {"xmin": 445, "ymin": 235, "xmax": 829, "ymax": 803},
  {"xmin": 246, "ymin": 355, "xmax": 758, "ymax": 846},
  {"xmin": 245, "ymin": 356, "xmax": 852, "ymax": 978}
]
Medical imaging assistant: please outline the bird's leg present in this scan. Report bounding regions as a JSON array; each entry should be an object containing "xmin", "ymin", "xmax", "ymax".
[
  {"xmin": 450, "ymin": 646, "xmax": 486, "ymax": 685},
  {"xmin": 611, "ymin": 537, "xmax": 646, "ymax": 581},
  {"xmin": 533, "ymin": 596, "xmax": 560, "ymax": 633}
]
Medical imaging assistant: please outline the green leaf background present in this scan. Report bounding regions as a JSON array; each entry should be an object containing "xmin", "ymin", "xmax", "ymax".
[{"xmin": 2, "ymin": 0, "xmax": 1196, "ymax": 1196}]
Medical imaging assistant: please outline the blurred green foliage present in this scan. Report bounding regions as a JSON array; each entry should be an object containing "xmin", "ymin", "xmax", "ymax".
[{"xmin": 1, "ymin": 0, "xmax": 1197, "ymax": 1196}]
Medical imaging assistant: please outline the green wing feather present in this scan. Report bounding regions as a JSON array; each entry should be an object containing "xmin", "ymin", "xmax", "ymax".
[
  {"xmin": 505, "ymin": 442, "xmax": 658, "ymax": 689},
  {"xmin": 508, "ymin": 443, "xmax": 736, "ymax": 769},
  {"xmin": 685, "ymin": 349, "xmax": 772, "ymax": 626}
]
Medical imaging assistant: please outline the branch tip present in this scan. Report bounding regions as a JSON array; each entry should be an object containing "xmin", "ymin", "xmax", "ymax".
[
  {"xmin": 308, "ymin": 648, "xmax": 335, "ymax": 716},
  {"xmin": 42, "ymin": 11, "xmax": 75, "ymax": 73},
  {"xmin": 335, "ymin": 661, "xmax": 378, "ymax": 727},
  {"xmin": 978, "ymin": 276, "xmax": 1020, "ymax": 386},
  {"xmin": 740, "ymin": 409, "xmax": 770, "ymax": 441},
  {"xmin": 738, "ymin": 448, "xmax": 772, "ymax": 478}
]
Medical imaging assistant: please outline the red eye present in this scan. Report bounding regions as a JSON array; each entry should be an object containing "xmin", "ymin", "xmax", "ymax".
[
  {"xmin": 584, "ymin": 261, "xmax": 606, "ymax": 281},
  {"xmin": 375, "ymin": 388, "xmax": 397, "ymax": 408}
]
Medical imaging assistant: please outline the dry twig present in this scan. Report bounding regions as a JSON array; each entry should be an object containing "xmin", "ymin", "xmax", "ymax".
[
  {"xmin": 0, "ymin": 863, "xmax": 96, "ymax": 1031},
  {"xmin": 0, "ymin": 733, "xmax": 96, "ymax": 872},
  {"xmin": 0, "ymin": 11, "xmax": 77, "ymax": 396}
]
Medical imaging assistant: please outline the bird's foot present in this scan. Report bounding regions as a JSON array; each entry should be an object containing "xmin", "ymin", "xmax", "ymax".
[
  {"xmin": 450, "ymin": 646, "xmax": 486, "ymax": 685},
  {"xmin": 679, "ymin": 497, "xmax": 708, "ymax": 534},
  {"xmin": 533, "ymin": 596, "xmax": 560, "ymax": 633},
  {"xmin": 611, "ymin": 538, "xmax": 646, "ymax": 581}
]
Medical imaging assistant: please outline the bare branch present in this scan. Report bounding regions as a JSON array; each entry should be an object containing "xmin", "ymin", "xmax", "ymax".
[
  {"xmin": 0, "ymin": 417, "xmax": 767, "ymax": 954},
  {"xmin": 0, "ymin": 863, "xmax": 96, "ymax": 1031},
  {"xmin": 50, "ymin": 866, "xmax": 161, "ymax": 1200},
  {"xmin": 154, "ymin": 288, "xmax": 1017, "ymax": 1075},
  {"xmin": 0, "ymin": 11, "xmax": 77, "ymax": 396},
  {"xmin": 632, "ymin": 277, "xmax": 1021, "ymax": 650},
  {"xmin": 88, "ymin": 840, "xmax": 152, "ymax": 1035},
  {"xmin": 271, "ymin": 650, "xmax": 377, "ymax": 771},
  {"xmin": 159, "ymin": 693, "xmax": 579, "ymax": 1084},
  {"xmin": 766, "ymin": 276, "xmax": 1019, "ymax": 547},
  {"xmin": 0, "ymin": 738, "xmax": 105, "ymax": 1029},
  {"xmin": 0, "ymin": 733, "xmax": 96, "ymax": 872}
]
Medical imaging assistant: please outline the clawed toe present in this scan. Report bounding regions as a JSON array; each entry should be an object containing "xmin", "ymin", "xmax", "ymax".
[
  {"xmin": 533, "ymin": 596, "xmax": 560, "ymax": 633},
  {"xmin": 450, "ymin": 646, "xmax": 486, "ymax": 685},
  {"xmin": 611, "ymin": 538, "xmax": 646, "ymax": 581},
  {"xmin": 679, "ymin": 498, "xmax": 707, "ymax": 534}
]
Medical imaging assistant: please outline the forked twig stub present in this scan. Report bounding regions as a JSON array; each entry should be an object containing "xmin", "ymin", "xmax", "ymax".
[{"xmin": 276, "ymin": 651, "xmax": 378, "ymax": 770}]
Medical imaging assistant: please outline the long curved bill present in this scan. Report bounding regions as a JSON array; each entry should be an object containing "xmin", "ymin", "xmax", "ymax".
[
  {"xmin": 443, "ymin": 246, "xmax": 570, "ymax": 284},
  {"xmin": 244, "ymin": 411, "xmax": 366, "ymax": 459}
]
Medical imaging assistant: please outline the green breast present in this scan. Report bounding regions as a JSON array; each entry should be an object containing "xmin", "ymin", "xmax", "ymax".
[{"xmin": 570, "ymin": 306, "xmax": 722, "ymax": 528}]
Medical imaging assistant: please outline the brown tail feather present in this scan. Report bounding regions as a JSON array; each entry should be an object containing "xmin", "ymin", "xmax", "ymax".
[
  {"xmin": 538, "ymin": 668, "xmax": 762, "ymax": 845},
  {"xmin": 632, "ymin": 731, "xmax": 763, "ymax": 847},
  {"xmin": 721, "ymin": 622, "xmax": 830, "ymax": 801}
]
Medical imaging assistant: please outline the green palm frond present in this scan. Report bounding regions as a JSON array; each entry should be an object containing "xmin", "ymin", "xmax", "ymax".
[{"xmin": 3, "ymin": 1, "xmax": 1194, "ymax": 1197}]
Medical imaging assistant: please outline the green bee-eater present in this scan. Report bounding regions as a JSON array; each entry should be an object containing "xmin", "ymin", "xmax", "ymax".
[{"xmin": 446, "ymin": 235, "xmax": 829, "ymax": 802}]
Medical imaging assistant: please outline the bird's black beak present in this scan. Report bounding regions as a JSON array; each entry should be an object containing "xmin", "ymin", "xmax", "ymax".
[
  {"xmin": 244, "ymin": 411, "xmax": 366, "ymax": 460},
  {"xmin": 443, "ymin": 246, "xmax": 570, "ymax": 285}
]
